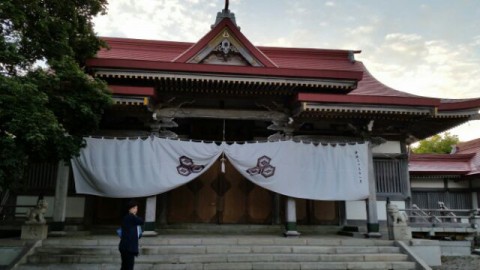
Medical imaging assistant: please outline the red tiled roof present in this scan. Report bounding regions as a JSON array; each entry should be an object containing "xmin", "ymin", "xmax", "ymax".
[
  {"xmin": 97, "ymin": 38, "xmax": 190, "ymax": 61},
  {"xmin": 457, "ymin": 138, "xmax": 480, "ymax": 153},
  {"xmin": 409, "ymin": 153, "xmax": 475, "ymax": 175},
  {"xmin": 349, "ymin": 64, "xmax": 422, "ymax": 98},
  {"xmin": 87, "ymin": 57, "xmax": 363, "ymax": 80},
  {"xmin": 92, "ymin": 37, "xmax": 480, "ymax": 111},
  {"xmin": 457, "ymin": 138, "xmax": 480, "ymax": 175},
  {"xmin": 409, "ymin": 138, "xmax": 480, "ymax": 176},
  {"xmin": 93, "ymin": 38, "xmax": 436, "ymax": 98},
  {"xmin": 89, "ymin": 17, "xmax": 480, "ymax": 112}
]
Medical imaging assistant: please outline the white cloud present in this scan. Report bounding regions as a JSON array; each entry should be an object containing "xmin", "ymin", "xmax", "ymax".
[
  {"xmin": 94, "ymin": 0, "xmax": 213, "ymax": 41},
  {"xmin": 261, "ymin": 29, "xmax": 314, "ymax": 48},
  {"xmin": 446, "ymin": 120, "xmax": 480, "ymax": 142},
  {"xmin": 264, "ymin": 37, "xmax": 293, "ymax": 47},
  {"xmin": 325, "ymin": 1, "xmax": 335, "ymax": 7},
  {"xmin": 346, "ymin": 26, "xmax": 375, "ymax": 35},
  {"xmin": 384, "ymin": 33, "xmax": 424, "ymax": 53},
  {"xmin": 357, "ymin": 33, "xmax": 480, "ymax": 99},
  {"xmin": 472, "ymin": 36, "xmax": 480, "ymax": 46}
]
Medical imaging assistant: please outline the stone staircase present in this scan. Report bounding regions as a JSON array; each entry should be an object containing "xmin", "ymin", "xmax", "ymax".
[{"xmin": 15, "ymin": 235, "xmax": 417, "ymax": 270}]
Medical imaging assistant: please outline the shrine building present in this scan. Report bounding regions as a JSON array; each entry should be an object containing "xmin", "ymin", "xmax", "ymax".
[{"xmin": 10, "ymin": 3, "xmax": 480, "ymax": 237}]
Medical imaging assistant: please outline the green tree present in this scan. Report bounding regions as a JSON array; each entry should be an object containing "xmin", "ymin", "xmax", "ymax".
[
  {"xmin": 412, "ymin": 132, "xmax": 460, "ymax": 154},
  {"xmin": 0, "ymin": 0, "xmax": 112, "ymax": 190}
]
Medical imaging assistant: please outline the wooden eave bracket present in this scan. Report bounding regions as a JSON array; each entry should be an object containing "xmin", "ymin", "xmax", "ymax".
[
  {"xmin": 95, "ymin": 69, "xmax": 358, "ymax": 90},
  {"xmin": 154, "ymin": 107, "xmax": 288, "ymax": 122},
  {"xmin": 295, "ymin": 102, "xmax": 435, "ymax": 116}
]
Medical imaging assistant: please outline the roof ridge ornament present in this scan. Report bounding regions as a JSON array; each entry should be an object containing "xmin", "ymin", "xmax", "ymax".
[{"xmin": 212, "ymin": 0, "xmax": 238, "ymax": 29}]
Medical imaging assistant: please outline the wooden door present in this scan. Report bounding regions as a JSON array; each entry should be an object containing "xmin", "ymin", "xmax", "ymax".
[
  {"xmin": 93, "ymin": 197, "xmax": 145, "ymax": 225},
  {"xmin": 296, "ymin": 199, "xmax": 339, "ymax": 225},
  {"xmin": 167, "ymin": 159, "xmax": 221, "ymax": 223},
  {"xmin": 222, "ymin": 160, "xmax": 272, "ymax": 224},
  {"xmin": 167, "ymin": 158, "xmax": 273, "ymax": 224}
]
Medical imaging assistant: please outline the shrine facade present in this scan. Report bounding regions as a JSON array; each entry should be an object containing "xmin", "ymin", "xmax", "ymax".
[{"xmin": 9, "ymin": 4, "xmax": 480, "ymax": 236}]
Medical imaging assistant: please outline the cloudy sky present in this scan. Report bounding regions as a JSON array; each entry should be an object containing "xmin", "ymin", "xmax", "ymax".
[{"xmin": 93, "ymin": 0, "xmax": 480, "ymax": 141}]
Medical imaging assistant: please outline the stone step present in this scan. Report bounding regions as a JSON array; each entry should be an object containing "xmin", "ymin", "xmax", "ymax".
[
  {"xmin": 19, "ymin": 235, "xmax": 418, "ymax": 269},
  {"xmin": 27, "ymin": 253, "xmax": 409, "ymax": 264},
  {"xmin": 34, "ymin": 245, "xmax": 402, "ymax": 255},
  {"xmin": 41, "ymin": 236, "xmax": 396, "ymax": 247},
  {"xmin": 16, "ymin": 261, "xmax": 417, "ymax": 270},
  {"xmin": 92, "ymin": 225, "xmax": 346, "ymax": 236}
]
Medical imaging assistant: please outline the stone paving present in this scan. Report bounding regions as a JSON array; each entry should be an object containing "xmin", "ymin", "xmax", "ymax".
[{"xmin": 432, "ymin": 256, "xmax": 480, "ymax": 270}]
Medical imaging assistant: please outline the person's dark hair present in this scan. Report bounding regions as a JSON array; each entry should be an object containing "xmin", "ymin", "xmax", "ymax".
[{"xmin": 126, "ymin": 200, "xmax": 139, "ymax": 211}]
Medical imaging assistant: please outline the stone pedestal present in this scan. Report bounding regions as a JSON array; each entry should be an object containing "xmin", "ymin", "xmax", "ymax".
[
  {"xmin": 391, "ymin": 224, "xmax": 412, "ymax": 240},
  {"xmin": 21, "ymin": 224, "xmax": 48, "ymax": 240},
  {"xmin": 469, "ymin": 215, "xmax": 480, "ymax": 229}
]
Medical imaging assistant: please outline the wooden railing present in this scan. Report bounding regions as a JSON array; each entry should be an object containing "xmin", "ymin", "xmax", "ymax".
[
  {"xmin": 407, "ymin": 206, "xmax": 476, "ymax": 225},
  {"xmin": 0, "ymin": 204, "xmax": 38, "ymax": 222},
  {"xmin": 23, "ymin": 162, "xmax": 57, "ymax": 191}
]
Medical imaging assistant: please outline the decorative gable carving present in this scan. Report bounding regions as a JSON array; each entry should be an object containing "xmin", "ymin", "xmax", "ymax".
[
  {"xmin": 188, "ymin": 29, "xmax": 261, "ymax": 67},
  {"xmin": 200, "ymin": 39, "xmax": 249, "ymax": 66},
  {"xmin": 173, "ymin": 18, "xmax": 276, "ymax": 67}
]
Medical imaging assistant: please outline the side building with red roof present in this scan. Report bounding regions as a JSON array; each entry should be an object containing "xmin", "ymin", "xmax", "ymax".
[{"xmin": 409, "ymin": 138, "xmax": 480, "ymax": 212}]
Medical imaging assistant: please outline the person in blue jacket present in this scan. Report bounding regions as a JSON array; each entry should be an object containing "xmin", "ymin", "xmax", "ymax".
[{"xmin": 119, "ymin": 200, "xmax": 144, "ymax": 270}]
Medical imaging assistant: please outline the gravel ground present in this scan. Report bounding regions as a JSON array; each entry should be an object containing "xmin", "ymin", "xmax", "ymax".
[{"xmin": 432, "ymin": 256, "xmax": 480, "ymax": 270}]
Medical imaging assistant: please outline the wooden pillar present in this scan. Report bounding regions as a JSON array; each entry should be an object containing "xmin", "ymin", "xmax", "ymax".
[
  {"xmin": 50, "ymin": 161, "xmax": 70, "ymax": 234},
  {"xmin": 283, "ymin": 128, "xmax": 300, "ymax": 237},
  {"xmin": 158, "ymin": 193, "xmax": 168, "ymax": 225},
  {"xmin": 272, "ymin": 193, "xmax": 281, "ymax": 225},
  {"xmin": 470, "ymin": 181, "xmax": 478, "ymax": 209},
  {"xmin": 401, "ymin": 142, "xmax": 412, "ymax": 209},
  {"xmin": 473, "ymin": 192, "xmax": 478, "ymax": 209},
  {"xmin": 366, "ymin": 144, "xmax": 381, "ymax": 238}
]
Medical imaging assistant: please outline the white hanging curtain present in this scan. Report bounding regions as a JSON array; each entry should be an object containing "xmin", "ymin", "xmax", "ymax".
[
  {"xmin": 71, "ymin": 137, "xmax": 222, "ymax": 198},
  {"xmin": 71, "ymin": 137, "xmax": 370, "ymax": 200},
  {"xmin": 223, "ymin": 141, "xmax": 369, "ymax": 200}
]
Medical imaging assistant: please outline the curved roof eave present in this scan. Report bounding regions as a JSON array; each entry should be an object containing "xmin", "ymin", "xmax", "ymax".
[{"xmin": 347, "ymin": 62, "xmax": 480, "ymax": 112}]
